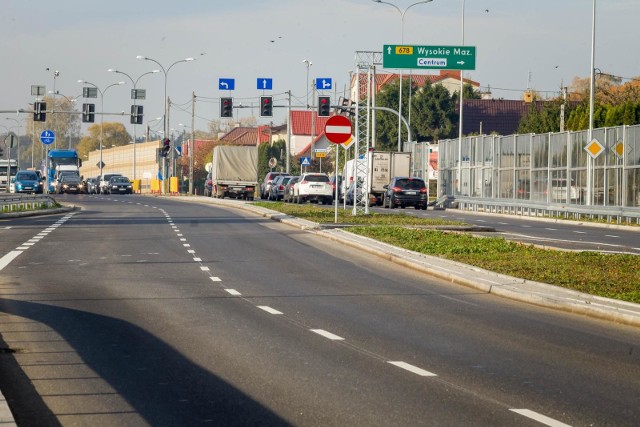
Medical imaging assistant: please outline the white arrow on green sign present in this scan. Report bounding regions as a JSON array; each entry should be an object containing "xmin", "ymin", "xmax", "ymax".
[{"xmin": 383, "ymin": 44, "xmax": 476, "ymax": 71}]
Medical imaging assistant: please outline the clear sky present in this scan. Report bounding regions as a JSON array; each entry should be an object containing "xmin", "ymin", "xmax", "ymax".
[{"xmin": 1, "ymin": 0, "xmax": 637, "ymax": 137}]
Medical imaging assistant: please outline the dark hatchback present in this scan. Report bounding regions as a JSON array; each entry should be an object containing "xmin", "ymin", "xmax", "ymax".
[
  {"xmin": 56, "ymin": 174, "xmax": 83, "ymax": 194},
  {"xmin": 382, "ymin": 177, "xmax": 428, "ymax": 210},
  {"xmin": 107, "ymin": 176, "xmax": 133, "ymax": 194}
]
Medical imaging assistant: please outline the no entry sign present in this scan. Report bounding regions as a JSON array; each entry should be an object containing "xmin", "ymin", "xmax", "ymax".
[{"xmin": 324, "ymin": 115, "xmax": 352, "ymax": 144}]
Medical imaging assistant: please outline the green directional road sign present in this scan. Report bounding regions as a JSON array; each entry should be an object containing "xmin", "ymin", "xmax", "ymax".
[{"xmin": 383, "ymin": 45, "xmax": 476, "ymax": 71}]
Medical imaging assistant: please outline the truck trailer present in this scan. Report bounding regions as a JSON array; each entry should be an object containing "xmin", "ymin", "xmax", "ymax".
[
  {"xmin": 210, "ymin": 145, "xmax": 259, "ymax": 200},
  {"xmin": 343, "ymin": 151, "xmax": 411, "ymax": 205}
]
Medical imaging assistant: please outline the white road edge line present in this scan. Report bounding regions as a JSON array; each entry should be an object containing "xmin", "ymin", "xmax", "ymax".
[
  {"xmin": 509, "ymin": 409, "xmax": 571, "ymax": 427},
  {"xmin": 387, "ymin": 361, "xmax": 437, "ymax": 377},
  {"xmin": 257, "ymin": 306, "xmax": 283, "ymax": 315},
  {"xmin": 310, "ymin": 329, "xmax": 344, "ymax": 341}
]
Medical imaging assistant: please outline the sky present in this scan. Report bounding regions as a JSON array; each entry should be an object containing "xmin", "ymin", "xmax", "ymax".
[{"xmin": 1, "ymin": 0, "xmax": 638, "ymax": 138}]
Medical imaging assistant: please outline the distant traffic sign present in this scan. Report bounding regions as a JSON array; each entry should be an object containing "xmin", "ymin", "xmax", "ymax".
[
  {"xmin": 40, "ymin": 130, "xmax": 55, "ymax": 145},
  {"xmin": 300, "ymin": 157, "xmax": 311, "ymax": 166},
  {"xmin": 383, "ymin": 44, "xmax": 476, "ymax": 70},
  {"xmin": 316, "ymin": 78, "xmax": 332, "ymax": 90},
  {"xmin": 218, "ymin": 78, "xmax": 235, "ymax": 90},
  {"xmin": 324, "ymin": 115, "xmax": 352, "ymax": 144},
  {"xmin": 257, "ymin": 78, "xmax": 273, "ymax": 90}
]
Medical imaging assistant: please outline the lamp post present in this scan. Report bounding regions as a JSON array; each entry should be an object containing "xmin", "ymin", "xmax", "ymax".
[
  {"xmin": 302, "ymin": 59, "xmax": 312, "ymax": 109},
  {"xmin": 371, "ymin": 0, "xmax": 434, "ymax": 152},
  {"xmin": 136, "ymin": 55, "xmax": 195, "ymax": 193},
  {"xmin": 107, "ymin": 68, "xmax": 160, "ymax": 181},
  {"xmin": 77, "ymin": 80, "xmax": 125, "ymax": 180}
]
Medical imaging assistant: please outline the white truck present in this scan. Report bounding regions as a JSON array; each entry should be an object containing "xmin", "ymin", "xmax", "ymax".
[
  {"xmin": 210, "ymin": 145, "xmax": 259, "ymax": 200},
  {"xmin": 343, "ymin": 151, "xmax": 411, "ymax": 205}
]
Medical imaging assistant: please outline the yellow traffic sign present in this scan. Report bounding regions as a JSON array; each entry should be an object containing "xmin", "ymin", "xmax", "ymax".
[{"xmin": 585, "ymin": 138, "xmax": 604, "ymax": 158}]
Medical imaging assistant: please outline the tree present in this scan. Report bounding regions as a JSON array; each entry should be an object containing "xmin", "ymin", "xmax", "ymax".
[
  {"xmin": 76, "ymin": 122, "xmax": 132, "ymax": 159},
  {"xmin": 258, "ymin": 139, "xmax": 287, "ymax": 180},
  {"xmin": 410, "ymin": 81, "xmax": 457, "ymax": 142},
  {"xmin": 374, "ymin": 78, "xmax": 416, "ymax": 151},
  {"xmin": 517, "ymin": 98, "xmax": 572, "ymax": 134}
]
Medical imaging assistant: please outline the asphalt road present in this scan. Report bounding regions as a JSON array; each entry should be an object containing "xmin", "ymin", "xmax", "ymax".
[{"xmin": 0, "ymin": 194, "xmax": 639, "ymax": 426}]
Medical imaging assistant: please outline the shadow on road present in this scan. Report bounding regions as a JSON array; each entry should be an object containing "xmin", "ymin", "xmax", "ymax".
[{"xmin": 0, "ymin": 298, "xmax": 289, "ymax": 426}]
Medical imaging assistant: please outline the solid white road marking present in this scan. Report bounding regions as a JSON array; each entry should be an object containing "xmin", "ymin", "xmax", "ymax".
[
  {"xmin": 387, "ymin": 361, "xmax": 437, "ymax": 377},
  {"xmin": 225, "ymin": 289, "xmax": 241, "ymax": 296},
  {"xmin": 310, "ymin": 329, "xmax": 344, "ymax": 341},
  {"xmin": 258, "ymin": 306, "xmax": 283, "ymax": 315},
  {"xmin": 509, "ymin": 409, "xmax": 571, "ymax": 427},
  {"xmin": 0, "ymin": 251, "xmax": 23, "ymax": 272}
]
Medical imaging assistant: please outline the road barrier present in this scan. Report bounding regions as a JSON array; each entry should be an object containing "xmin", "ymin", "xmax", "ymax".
[{"xmin": 0, "ymin": 194, "xmax": 58, "ymax": 213}]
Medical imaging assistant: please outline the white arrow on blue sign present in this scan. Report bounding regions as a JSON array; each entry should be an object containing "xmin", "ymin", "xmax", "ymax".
[
  {"xmin": 257, "ymin": 78, "xmax": 273, "ymax": 90},
  {"xmin": 40, "ymin": 130, "xmax": 55, "ymax": 145},
  {"xmin": 218, "ymin": 78, "xmax": 235, "ymax": 90},
  {"xmin": 316, "ymin": 78, "xmax": 332, "ymax": 90},
  {"xmin": 300, "ymin": 157, "xmax": 311, "ymax": 166}
]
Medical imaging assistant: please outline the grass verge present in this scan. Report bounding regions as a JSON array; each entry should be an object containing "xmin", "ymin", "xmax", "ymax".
[{"xmin": 254, "ymin": 202, "xmax": 640, "ymax": 304}]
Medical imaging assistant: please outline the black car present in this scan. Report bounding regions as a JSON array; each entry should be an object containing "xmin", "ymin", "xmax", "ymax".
[
  {"xmin": 56, "ymin": 174, "xmax": 83, "ymax": 194},
  {"xmin": 382, "ymin": 177, "xmax": 428, "ymax": 210},
  {"xmin": 106, "ymin": 176, "xmax": 133, "ymax": 194}
]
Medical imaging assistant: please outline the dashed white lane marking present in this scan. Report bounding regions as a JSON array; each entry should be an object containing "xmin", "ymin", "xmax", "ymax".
[
  {"xmin": 210, "ymin": 277, "xmax": 221, "ymax": 282},
  {"xmin": 605, "ymin": 234, "xmax": 619, "ymax": 238},
  {"xmin": 545, "ymin": 227, "xmax": 557, "ymax": 231},
  {"xmin": 387, "ymin": 361, "xmax": 437, "ymax": 377},
  {"xmin": 310, "ymin": 329, "xmax": 344, "ymax": 341},
  {"xmin": 200, "ymin": 266, "xmax": 210, "ymax": 271},
  {"xmin": 183, "ymin": 244, "xmax": 191, "ymax": 247},
  {"xmin": 193, "ymin": 257, "xmax": 202, "ymax": 262},
  {"xmin": 258, "ymin": 306, "xmax": 283, "ymax": 315},
  {"xmin": 509, "ymin": 409, "xmax": 571, "ymax": 427},
  {"xmin": 573, "ymin": 230, "xmax": 586, "ymax": 234},
  {"xmin": 188, "ymin": 250, "xmax": 195, "ymax": 254},
  {"xmin": 225, "ymin": 289, "xmax": 241, "ymax": 296}
]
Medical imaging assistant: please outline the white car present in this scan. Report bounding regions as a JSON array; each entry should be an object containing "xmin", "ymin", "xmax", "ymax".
[{"xmin": 293, "ymin": 173, "xmax": 333, "ymax": 204}]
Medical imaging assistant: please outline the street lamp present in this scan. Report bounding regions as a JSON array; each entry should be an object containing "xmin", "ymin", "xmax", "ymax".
[
  {"xmin": 107, "ymin": 68, "xmax": 160, "ymax": 181},
  {"xmin": 136, "ymin": 55, "xmax": 196, "ymax": 192},
  {"xmin": 372, "ymin": 0, "xmax": 434, "ymax": 152},
  {"xmin": 302, "ymin": 59, "xmax": 312, "ymax": 109},
  {"xmin": 77, "ymin": 80, "xmax": 125, "ymax": 179}
]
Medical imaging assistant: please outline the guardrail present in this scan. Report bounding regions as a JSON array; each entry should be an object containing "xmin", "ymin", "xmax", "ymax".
[
  {"xmin": 455, "ymin": 197, "xmax": 640, "ymax": 225},
  {"xmin": 0, "ymin": 194, "xmax": 59, "ymax": 213}
]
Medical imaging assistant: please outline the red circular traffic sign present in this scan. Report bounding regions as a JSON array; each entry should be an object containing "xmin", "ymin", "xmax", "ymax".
[{"xmin": 324, "ymin": 115, "xmax": 353, "ymax": 144}]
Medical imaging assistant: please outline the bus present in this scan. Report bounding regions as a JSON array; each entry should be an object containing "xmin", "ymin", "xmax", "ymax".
[
  {"xmin": 0, "ymin": 159, "xmax": 18, "ymax": 192},
  {"xmin": 47, "ymin": 149, "xmax": 82, "ymax": 193}
]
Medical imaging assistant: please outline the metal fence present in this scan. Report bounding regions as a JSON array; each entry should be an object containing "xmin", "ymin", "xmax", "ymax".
[
  {"xmin": 0, "ymin": 194, "xmax": 58, "ymax": 213},
  {"xmin": 434, "ymin": 124, "xmax": 640, "ymax": 221}
]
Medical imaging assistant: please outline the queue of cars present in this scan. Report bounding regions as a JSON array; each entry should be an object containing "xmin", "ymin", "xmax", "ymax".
[
  {"xmin": 260, "ymin": 171, "xmax": 429, "ymax": 209},
  {"xmin": 9, "ymin": 170, "xmax": 134, "ymax": 195}
]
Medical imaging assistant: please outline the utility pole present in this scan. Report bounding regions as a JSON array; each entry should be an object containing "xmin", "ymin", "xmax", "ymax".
[
  {"xmin": 190, "ymin": 92, "xmax": 195, "ymax": 195},
  {"xmin": 286, "ymin": 90, "xmax": 291, "ymax": 174}
]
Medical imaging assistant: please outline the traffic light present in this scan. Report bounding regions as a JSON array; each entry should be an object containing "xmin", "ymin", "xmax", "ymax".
[
  {"xmin": 34, "ymin": 101, "xmax": 46, "ymax": 122},
  {"xmin": 130, "ymin": 105, "xmax": 143, "ymax": 125},
  {"xmin": 0, "ymin": 146, "xmax": 4, "ymax": 158},
  {"xmin": 260, "ymin": 96, "xmax": 273, "ymax": 117},
  {"xmin": 318, "ymin": 96, "xmax": 330, "ymax": 117},
  {"xmin": 82, "ymin": 103, "xmax": 95, "ymax": 123},
  {"xmin": 160, "ymin": 138, "xmax": 171, "ymax": 157},
  {"xmin": 220, "ymin": 97, "xmax": 233, "ymax": 118}
]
